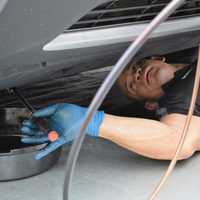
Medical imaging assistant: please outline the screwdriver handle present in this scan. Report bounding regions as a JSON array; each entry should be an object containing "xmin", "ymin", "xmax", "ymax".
[
  {"xmin": 31, "ymin": 116, "xmax": 59, "ymax": 142},
  {"xmin": 11, "ymin": 88, "xmax": 59, "ymax": 142}
]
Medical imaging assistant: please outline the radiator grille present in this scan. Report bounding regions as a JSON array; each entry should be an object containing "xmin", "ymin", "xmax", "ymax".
[{"xmin": 68, "ymin": 0, "xmax": 200, "ymax": 31}]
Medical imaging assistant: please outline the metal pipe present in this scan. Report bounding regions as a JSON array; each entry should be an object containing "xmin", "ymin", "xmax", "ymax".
[{"xmin": 63, "ymin": 0, "xmax": 186, "ymax": 199}]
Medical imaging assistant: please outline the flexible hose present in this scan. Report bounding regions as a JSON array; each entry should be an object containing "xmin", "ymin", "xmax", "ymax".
[
  {"xmin": 148, "ymin": 46, "xmax": 200, "ymax": 200},
  {"xmin": 63, "ymin": 0, "xmax": 186, "ymax": 199}
]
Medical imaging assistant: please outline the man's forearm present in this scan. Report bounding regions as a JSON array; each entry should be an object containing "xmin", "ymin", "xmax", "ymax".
[{"xmin": 99, "ymin": 114, "xmax": 195, "ymax": 160}]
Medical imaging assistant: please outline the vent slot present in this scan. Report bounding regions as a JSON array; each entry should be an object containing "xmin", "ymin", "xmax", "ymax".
[{"xmin": 67, "ymin": 0, "xmax": 200, "ymax": 31}]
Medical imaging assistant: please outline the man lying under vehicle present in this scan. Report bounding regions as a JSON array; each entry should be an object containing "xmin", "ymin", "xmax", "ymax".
[{"xmin": 21, "ymin": 56, "xmax": 200, "ymax": 160}]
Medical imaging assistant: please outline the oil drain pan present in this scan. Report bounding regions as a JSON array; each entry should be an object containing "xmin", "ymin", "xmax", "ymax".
[{"xmin": 0, "ymin": 136, "xmax": 60, "ymax": 181}]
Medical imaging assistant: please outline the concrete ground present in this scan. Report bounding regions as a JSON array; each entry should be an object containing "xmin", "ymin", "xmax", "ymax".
[{"xmin": 0, "ymin": 137, "xmax": 200, "ymax": 200}]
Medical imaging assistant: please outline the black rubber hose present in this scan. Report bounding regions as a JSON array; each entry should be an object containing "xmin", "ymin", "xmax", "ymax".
[{"xmin": 63, "ymin": 0, "xmax": 186, "ymax": 199}]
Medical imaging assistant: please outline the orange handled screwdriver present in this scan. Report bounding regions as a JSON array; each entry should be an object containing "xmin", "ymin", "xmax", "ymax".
[{"xmin": 11, "ymin": 88, "xmax": 59, "ymax": 142}]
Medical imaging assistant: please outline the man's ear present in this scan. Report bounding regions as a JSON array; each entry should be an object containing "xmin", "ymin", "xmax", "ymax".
[
  {"xmin": 144, "ymin": 101, "xmax": 159, "ymax": 111},
  {"xmin": 150, "ymin": 56, "xmax": 166, "ymax": 62}
]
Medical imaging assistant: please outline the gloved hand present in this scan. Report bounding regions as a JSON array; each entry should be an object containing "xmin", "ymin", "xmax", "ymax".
[{"xmin": 21, "ymin": 103, "xmax": 104, "ymax": 160}]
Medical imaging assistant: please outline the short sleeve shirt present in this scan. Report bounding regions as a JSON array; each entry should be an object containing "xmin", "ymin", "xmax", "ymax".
[{"xmin": 156, "ymin": 62, "xmax": 200, "ymax": 117}]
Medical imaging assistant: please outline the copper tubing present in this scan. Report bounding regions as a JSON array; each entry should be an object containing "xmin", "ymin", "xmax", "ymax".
[{"xmin": 148, "ymin": 46, "xmax": 200, "ymax": 200}]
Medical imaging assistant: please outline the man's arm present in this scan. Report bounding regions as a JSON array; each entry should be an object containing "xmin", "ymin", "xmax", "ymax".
[
  {"xmin": 21, "ymin": 103, "xmax": 200, "ymax": 160},
  {"xmin": 99, "ymin": 113, "xmax": 200, "ymax": 160}
]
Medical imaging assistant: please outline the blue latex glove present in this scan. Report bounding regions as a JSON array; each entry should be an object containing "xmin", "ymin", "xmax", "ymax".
[{"xmin": 21, "ymin": 103, "xmax": 104, "ymax": 160}]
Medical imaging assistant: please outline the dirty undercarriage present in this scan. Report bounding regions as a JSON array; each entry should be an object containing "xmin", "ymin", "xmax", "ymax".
[{"xmin": 0, "ymin": 47, "xmax": 197, "ymax": 117}]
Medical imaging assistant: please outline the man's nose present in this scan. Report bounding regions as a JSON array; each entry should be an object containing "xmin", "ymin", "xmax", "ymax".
[{"xmin": 135, "ymin": 68, "xmax": 142, "ymax": 82}]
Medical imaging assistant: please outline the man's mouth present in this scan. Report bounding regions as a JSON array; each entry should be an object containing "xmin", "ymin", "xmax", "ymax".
[{"xmin": 145, "ymin": 66, "xmax": 154, "ymax": 85}]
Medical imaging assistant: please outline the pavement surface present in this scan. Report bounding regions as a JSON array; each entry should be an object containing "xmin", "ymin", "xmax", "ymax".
[{"xmin": 0, "ymin": 137, "xmax": 200, "ymax": 200}]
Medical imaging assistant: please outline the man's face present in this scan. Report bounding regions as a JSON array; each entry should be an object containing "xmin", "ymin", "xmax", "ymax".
[{"xmin": 118, "ymin": 59, "xmax": 176, "ymax": 100}]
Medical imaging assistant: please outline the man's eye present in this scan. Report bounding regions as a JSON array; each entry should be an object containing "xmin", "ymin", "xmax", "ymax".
[
  {"xmin": 130, "ymin": 83, "xmax": 136, "ymax": 92},
  {"xmin": 136, "ymin": 76, "xmax": 140, "ymax": 81}
]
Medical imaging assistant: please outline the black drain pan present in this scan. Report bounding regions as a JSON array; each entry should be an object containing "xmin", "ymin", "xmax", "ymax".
[{"xmin": 0, "ymin": 135, "xmax": 60, "ymax": 181}]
